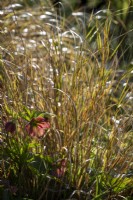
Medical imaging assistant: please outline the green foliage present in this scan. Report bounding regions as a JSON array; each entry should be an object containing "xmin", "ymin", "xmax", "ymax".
[{"xmin": 19, "ymin": 106, "xmax": 52, "ymax": 122}]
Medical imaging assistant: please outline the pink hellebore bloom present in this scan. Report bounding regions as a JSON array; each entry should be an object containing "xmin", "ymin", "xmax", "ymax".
[
  {"xmin": 25, "ymin": 117, "xmax": 50, "ymax": 138},
  {"xmin": 55, "ymin": 159, "xmax": 67, "ymax": 178}
]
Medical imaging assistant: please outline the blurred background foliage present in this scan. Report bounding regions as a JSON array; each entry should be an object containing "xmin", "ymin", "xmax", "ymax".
[
  {"xmin": 51, "ymin": 0, "xmax": 133, "ymax": 67},
  {"xmin": 1, "ymin": 0, "xmax": 132, "ymax": 66}
]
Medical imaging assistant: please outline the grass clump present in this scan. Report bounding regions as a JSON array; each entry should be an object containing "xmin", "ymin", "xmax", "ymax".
[{"xmin": 0, "ymin": 1, "xmax": 133, "ymax": 199}]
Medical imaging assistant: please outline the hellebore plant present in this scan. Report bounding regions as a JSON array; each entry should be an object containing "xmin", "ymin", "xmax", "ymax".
[{"xmin": 25, "ymin": 116, "xmax": 50, "ymax": 138}]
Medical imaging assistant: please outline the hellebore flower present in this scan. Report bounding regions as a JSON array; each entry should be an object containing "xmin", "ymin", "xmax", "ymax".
[
  {"xmin": 25, "ymin": 117, "xmax": 50, "ymax": 138},
  {"xmin": 9, "ymin": 185, "xmax": 18, "ymax": 195},
  {"xmin": 5, "ymin": 121, "xmax": 16, "ymax": 133},
  {"xmin": 55, "ymin": 159, "xmax": 67, "ymax": 178}
]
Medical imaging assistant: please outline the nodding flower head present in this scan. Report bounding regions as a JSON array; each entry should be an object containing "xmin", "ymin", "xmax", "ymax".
[
  {"xmin": 5, "ymin": 121, "xmax": 16, "ymax": 133},
  {"xmin": 25, "ymin": 117, "xmax": 50, "ymax": 138},
  {"xmin": 55, "ymin": 159, "xmax": 67, "ymax": 178}
]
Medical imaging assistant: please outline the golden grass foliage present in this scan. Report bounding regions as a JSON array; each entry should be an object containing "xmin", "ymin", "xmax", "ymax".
[{"xmin": 0, "ymin": 1, "xmax": 133, "ymax": 199}]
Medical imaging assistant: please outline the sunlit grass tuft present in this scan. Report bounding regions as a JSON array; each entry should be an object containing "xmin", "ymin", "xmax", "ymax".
[{"xmin": 0, "ymin": 1, "xmax": 133, "ymax": 199}]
